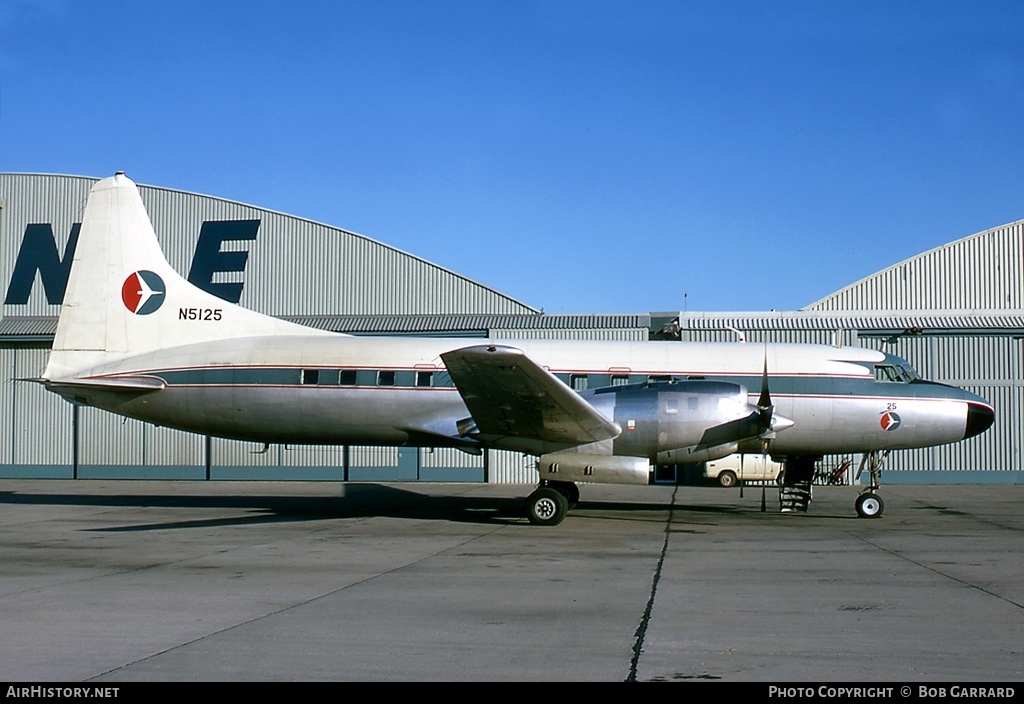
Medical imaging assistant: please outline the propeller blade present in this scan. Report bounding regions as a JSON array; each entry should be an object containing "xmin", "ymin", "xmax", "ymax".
[
  {"xmin": 693, "ymin": 356, "xmax": 791, "ymax": 452},
  {"xmin": 757, "ymin": 356, "xmax": 774, "ymax": 432}
]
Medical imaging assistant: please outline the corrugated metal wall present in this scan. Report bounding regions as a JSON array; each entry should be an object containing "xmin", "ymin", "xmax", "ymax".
[
  {"xmin": 488, "ymin": 450, "xmax": 538, "ymax": 485},
  {"xmin": 1, "ymin": 346, "xmax": 72, "ymax": 474}
]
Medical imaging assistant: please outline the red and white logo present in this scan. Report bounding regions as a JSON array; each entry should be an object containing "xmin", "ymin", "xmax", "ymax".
[
  {"xmin": 121, "ymin": 270, "xmax": 166, "ymax": 315},
  {"xmin": 880, "ymin": 411, "xmax": 902, "ymax": 432}
]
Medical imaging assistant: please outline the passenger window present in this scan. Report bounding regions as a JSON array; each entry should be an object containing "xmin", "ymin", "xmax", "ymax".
[
  {"xmin": 317, "ymin": 369, "xmax": 340, "ymax": 385},
  {"xmin": 339, "ymin": 370, "xmax": 357, "ymax": 385},
  {"xmin": 301, "ymin": 369, "xmax": 319, "ymax": 385},
  {"xmin": 570, "ymin": 374, "xmax": 588, "ymax": 391},
  {"xmin": 416, "ymin": 371, "xmax": 433, "ymax": 387},
  {"xmin": 611, "ymin": 375, "xmax": 630, "ymax": 386},
  {"xmin": 377, "ymin": 370, "xmax": 396, "ymax": 386}
]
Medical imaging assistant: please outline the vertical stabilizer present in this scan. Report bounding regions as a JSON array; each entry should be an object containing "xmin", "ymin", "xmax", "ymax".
[{"xmin": 44, "ymin": 173, "xmax": 331, "ymax": 380}]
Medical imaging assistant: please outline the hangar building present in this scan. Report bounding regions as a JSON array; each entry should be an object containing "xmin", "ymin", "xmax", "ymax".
[{"xmin": 1, "ymin": 174, "xmax": 1019, "ymax": 483}]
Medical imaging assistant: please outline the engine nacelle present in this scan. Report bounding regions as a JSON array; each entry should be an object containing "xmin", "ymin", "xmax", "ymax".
[
  {"xmin": 538, "ymin": 453, "xmax": 651, "ymax": 485},
  {"xmin": 584, "ymin": 380, "xmax": 756, "ymax": 458}
]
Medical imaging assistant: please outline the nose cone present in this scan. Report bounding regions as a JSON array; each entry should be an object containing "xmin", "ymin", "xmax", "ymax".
[{"xmin": 964, "ymin": 402, "xmax": 995, "ymax": 440}]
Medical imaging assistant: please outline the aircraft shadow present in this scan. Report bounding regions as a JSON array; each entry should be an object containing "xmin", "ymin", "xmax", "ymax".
[{"xmin": 0, "ymin": 484, "xmax": 751, "ymax": 531}]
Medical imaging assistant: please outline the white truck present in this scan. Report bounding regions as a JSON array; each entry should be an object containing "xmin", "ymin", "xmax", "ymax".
[{"xmin": 704, "ymin": 454, "xmax": 784, "ymax": 487}]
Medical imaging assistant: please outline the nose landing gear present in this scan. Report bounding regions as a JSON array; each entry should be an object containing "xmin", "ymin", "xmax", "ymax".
[
  {"xmin": 855, "ymin": 450, "xmax": 889, "ymax": 518},
  {"xmin": 855, "ymin": 491, "xmax": 885, "ymax": 518}
]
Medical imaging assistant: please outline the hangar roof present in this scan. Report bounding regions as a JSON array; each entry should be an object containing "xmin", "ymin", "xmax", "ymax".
[
  {"xmin": 1, "ymin": 173, "xmax": 538, "ymax": 318},
  {"xmin": 805, "ymin": 218, "xmax": 1024, "ymax": 313}
]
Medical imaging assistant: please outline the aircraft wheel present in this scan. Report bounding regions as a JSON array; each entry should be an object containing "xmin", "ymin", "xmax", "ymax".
[
  {"xmin": 550, "ymin": 481, "xmax": 580, "ymax": 509},
  {"xmin": 855, "ymin": 492, "xmax": 884, "ymax": 519},
  {"xmin": 718, "ymin": 471, "xmax": 738, "ymax": 488},
  {"xmin": 526, "ymin": 487, "xmax": 569, "ymax": 526}
]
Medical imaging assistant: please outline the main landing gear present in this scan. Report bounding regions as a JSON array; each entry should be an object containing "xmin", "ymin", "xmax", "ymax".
[
  {"xmin": 854, "ymin": 450, "xmax": 889, "ymax": 519},
  {"xmin": 526, "ymin": 480, "xmax": 579, "ymax": 526}
]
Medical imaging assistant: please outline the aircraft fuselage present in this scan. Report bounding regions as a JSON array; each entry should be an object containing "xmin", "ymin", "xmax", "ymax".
[{"xmin": 53, "ymin": 334, "xmax": 992, "ymax": 461}]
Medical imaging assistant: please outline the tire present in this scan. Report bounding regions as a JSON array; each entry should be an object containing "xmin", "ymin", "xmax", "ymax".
[
  {"xmin": 526, "ymin": 487, "xmax": 569, "ymax": 526},
  {"xmin": 550, "ymin": 481, "xmax": 580, "ymax": 509},
  {"xmin": 855, "ymin": 492, "xmax": 884, "ymax": 518},
  {"xmin": 718, "ymin": 471, "xmax": 738, "ymax": 488}
]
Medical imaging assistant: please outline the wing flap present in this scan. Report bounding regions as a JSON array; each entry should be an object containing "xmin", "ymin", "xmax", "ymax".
[{"xmin": 440, "ymin": 345, "xmax": 620, "ymax": 452}]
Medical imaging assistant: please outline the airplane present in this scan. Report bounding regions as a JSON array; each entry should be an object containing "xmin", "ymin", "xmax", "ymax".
[{"xmin": 36, "ymin": 173, "xmax": 995, "ymax": 525}]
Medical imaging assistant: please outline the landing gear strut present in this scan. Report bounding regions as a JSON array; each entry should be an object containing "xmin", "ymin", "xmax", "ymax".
[
  {"xmin": 854, "ymin": 450, "xmax": 889, "ymax": 518},
  {"xmin": 525, "ymin": 481, "xmax": 578, "ymax": 526}
]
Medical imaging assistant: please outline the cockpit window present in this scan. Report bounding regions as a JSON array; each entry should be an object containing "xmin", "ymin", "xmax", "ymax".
[
  {"xmin": 874, "ymin": 364, "xmax": 915, "ymax": 383},
  {"xmin": 875, "ymin": 365, "xmax": 899, "ymax": 382}
]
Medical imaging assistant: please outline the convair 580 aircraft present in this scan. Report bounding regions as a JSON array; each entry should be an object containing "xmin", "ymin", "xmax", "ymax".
[{"xmin": 39, "ymin": 174, "xmax": 995, "ymax": 524}]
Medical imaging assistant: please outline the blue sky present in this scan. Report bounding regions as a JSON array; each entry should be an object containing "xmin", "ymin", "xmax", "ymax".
[{"xmin": 1, "ymin": 1, "xmax": 1022, "ymax": 314}]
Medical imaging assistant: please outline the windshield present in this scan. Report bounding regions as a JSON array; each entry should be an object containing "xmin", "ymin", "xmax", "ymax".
[{"xmin": 899, "ymin": 362, "xmax": 920, "ymax": 382}]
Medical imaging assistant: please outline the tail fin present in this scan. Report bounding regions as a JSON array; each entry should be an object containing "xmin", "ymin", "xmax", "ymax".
[{"xmin": 44, "ymin": 172, "xmax": 331, "ymax": 380}]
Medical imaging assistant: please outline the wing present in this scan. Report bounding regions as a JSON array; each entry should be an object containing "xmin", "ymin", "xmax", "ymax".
[{"xmin": 440, "ymin": 345, "xmax": 620, "ymax": 455}]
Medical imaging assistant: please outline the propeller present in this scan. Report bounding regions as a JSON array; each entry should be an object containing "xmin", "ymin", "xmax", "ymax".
[
  {"xmin": 757, "ymin": 352, "xmax": 795, "ymax": 439},
  {"xmin": 744, "ymin": 357, "xmax": 771, "ymax": 500},
  {"xmin": 694, "ymin": 351, "xmax": 792, "ymax": 451},
  {"xmin": 720, "ymin": 354, "xmax": 786, "ymax": 509},
  {"xmin": 756, "ymin": 356, "xmax": 774, "ymax": 436}
]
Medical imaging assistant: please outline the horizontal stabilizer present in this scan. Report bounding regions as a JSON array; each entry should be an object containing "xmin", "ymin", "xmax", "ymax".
[
  {"xmin": 441, "ymin": 345, "xmax": 620, "ymax": 454},
  {"xmin": 42, "ymin": 375, "xmax": 167, "ymax": 395}
]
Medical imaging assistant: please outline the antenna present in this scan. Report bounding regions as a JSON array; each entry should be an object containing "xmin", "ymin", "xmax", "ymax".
[{"xmin": 725, "ymin": 325, "xmax": 746, "ymax": 343}]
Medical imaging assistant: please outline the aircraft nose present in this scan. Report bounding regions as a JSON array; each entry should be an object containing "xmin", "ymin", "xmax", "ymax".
[{"xmin": 964, "ymin": 403, "xmax": 995, "ymax": 440}]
